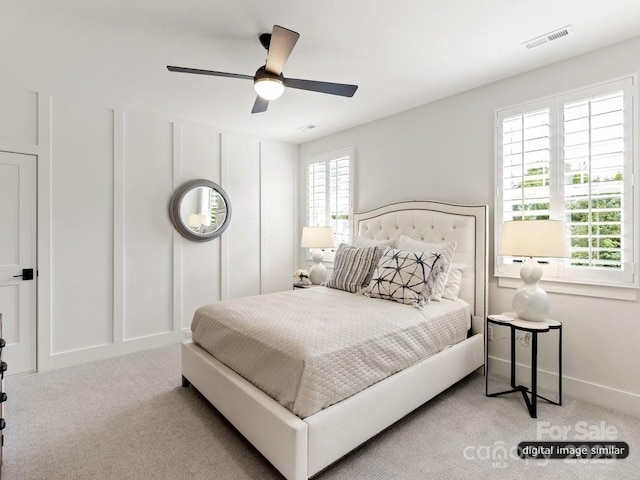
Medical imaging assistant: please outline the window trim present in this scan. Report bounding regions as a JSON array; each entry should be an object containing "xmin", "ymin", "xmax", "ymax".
[
  {"xmin": 494, "ymin": 76, "xmax": 638, "ymax": 297},
  {"xmin": 305, "ymin": 148, "xmax": 355, "ymax": 261}
]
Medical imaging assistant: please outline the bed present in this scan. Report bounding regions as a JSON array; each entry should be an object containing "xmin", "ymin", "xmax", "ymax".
[{"xmin": 181, "ymin": 200, "xmax": 488, "ymax": 479}]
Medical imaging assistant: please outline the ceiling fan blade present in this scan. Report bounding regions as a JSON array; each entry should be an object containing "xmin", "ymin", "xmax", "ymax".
[
  {"xmin": 251, "ymin": 96, "xmax": 269, "ymax": 114},
  {"xmin": 285, "ymin": 78, "xmax": 358, "ymax": 97},
  {"xmin": 265, "ymin": 25, "xmax": 300, "ymax": 75},
  {"xmin": 167, "ymin": 66, "xmax": 253, "ymax": 80}
]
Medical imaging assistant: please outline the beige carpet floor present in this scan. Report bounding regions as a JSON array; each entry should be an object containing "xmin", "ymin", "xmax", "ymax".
[{"xmin": 5, "ymin": 344, "xmax": 639, "ymax": 479}]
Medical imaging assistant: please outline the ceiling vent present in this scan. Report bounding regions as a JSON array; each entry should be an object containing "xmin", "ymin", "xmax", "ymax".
[
  {"xmin": 523, "ymin": 25, "xmax": 573, "ymax": 50},
  {"xmin": 296, "ymin": 124, "xmax": 317, "ymax": 131}
]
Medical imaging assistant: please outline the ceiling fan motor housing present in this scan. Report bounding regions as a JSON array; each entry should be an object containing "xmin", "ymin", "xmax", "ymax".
[
  {"xmin": 254, "ymin": 65, "xmax": 284, "ymax": 83},
  {"xmin": 259, "ymin": 33, "xmax": 272, "ymax": 50}
]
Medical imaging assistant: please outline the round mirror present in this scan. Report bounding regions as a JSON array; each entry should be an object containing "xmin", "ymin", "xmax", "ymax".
[{"xmin": 169, "ymin": 179, "xmax": 231, "ymax": 242}]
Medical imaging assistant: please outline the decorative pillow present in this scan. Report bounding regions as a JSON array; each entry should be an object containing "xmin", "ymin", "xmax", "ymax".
[
  {"xmin": 325, "ymin": 243, "xmax": 387, "ymax": 293},
  {"xmin": 365, "ymin": 248, "xmax": 444, "ymax": 307},
  {"xmin": 351, "ymin": 235, "xmax": 396, "ymax": 248},
  {"xmin": 396, "ymin": 236, "xmax": 457, "ymax": 301},
  {"xmin": 442, "ymin": 263, "xmax": 470, "ymax": 300}
]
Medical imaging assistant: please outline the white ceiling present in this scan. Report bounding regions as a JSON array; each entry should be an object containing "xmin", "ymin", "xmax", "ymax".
[{"xmin": 3, "ymin": 0, "xmax": 640, "ymax": 144}]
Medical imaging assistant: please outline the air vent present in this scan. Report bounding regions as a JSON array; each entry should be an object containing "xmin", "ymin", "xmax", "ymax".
[
  {"xmin": 296, "ymin": 124, "xmax": 317, "ymax": 131},
  {"xmin": 523, "ymin": 25, "xmax": 573, "ymax": 50}
]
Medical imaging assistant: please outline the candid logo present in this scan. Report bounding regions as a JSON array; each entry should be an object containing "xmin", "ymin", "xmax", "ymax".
[
  {"xmin": 537, "ymin": 421, "xmax": 618, "ymax": 441},
  {"xmin": 463, "ymin": 441, "xmax": 519, "ymax": 469}
]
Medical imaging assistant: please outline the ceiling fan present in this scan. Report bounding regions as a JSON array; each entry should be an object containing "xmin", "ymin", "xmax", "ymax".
[{"xmin": 167, "ymin": 25, "xmax": 358, "ymax": 114}]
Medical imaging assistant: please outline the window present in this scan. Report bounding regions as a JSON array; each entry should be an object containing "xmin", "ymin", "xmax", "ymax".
[
  {"xmin": 306, "ymin": 149, "xmax": 353, "ymax": 247},
  {"xmin": 496, "ymin": 78, "xmax": 636, "ymax": 287}
]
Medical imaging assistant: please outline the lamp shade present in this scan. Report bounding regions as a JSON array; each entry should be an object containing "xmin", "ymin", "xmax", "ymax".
[
  {"xmin": 187, "ymin": 213, "xmax": 206, "ymax": 228},
  {"xmin": 301, "ymin": 226, "xmax": 335, "ymax": 249},
  {"xmin": 499, "ymin": 220, "xmax": 569, "ymax": 258}
]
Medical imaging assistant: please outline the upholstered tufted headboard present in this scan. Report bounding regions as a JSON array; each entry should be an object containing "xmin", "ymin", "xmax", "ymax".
[{"xmin": 354, "ymin": 201, "xmax": 488, "ymax": 334}]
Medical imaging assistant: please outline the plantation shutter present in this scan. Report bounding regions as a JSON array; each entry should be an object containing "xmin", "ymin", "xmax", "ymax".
[
  {"xmin": 563, "ymin": 91, "xmax": 625, "ymax": 270},
  {"xmin": 329, "ymin": 155, "xmax": 351, "ymax": 244},
  {"xmin": 307, "ymin": 161, "xmax": 327, "ymax": 228},
  {"xmin": 500, "ymin": 108, "xmax": 551, "ymax": 222},
  {"xmin": 306, "ymin": 149, "xmax": 353, "ymax": 247}
]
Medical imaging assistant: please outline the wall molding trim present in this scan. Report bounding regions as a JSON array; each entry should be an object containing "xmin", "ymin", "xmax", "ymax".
[
  {"xmin": 0, "ymin": 140, "xmax": 39, "ymax": 155},
  {"xmin": 50, "ymin": 332, "xmax": 184, "ymax": 370},
  {"xmin": 113, "ymin": 108, "xmax": 125, "ymax": 345},
  {"xmin": 488, "ymin": 356, "xmax": 640, "ymax": 417},
  {"xmin": 36, "ymin": 93, "xmax": 52, "ymax": 372}
]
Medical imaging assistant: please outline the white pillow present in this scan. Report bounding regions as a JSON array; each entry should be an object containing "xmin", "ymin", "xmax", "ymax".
[
  {"xmin": 351, "ymin": 235, "xmax": 395, "ymax": 248},
  {"xmin": 396, "ymin": 235, "xmax": 457, "ymax": 301},
  {"xmin": 442, "ymin": 263, "xmax": 470, "ymax": 300}
]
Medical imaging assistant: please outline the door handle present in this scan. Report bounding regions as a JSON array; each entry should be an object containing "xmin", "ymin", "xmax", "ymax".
[{"xmin": 13, "ymin": 268, "xmax": 34, "ymax": 281}]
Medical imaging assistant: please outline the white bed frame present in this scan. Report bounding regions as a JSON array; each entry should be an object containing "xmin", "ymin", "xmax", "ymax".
[{"xmin": 182, "ymin": 201, "xmax": 488, "ymax": 479}]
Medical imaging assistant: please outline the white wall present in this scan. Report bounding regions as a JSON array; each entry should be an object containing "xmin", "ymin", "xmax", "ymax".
[
  {"xmin": 0, "ymin": 87, "xmax": 297, "ymax": 370},
  {"xmin": 50, "ymin": 96, "xmax": 115, "ymax": 351},
  {"xmin": 223, "ymin": 135, "xmax": 262, "ymax": 300},
  {"xmin": 122, "ymin": 113, "xmax": 175, "ymax": 341},
  {"xmin": 299, "ymin": 35, "xmax": 640, "ymax": 415},
  {"xmin": 260, "ymin": 142, "xmax": 298, "ymax": 293}
]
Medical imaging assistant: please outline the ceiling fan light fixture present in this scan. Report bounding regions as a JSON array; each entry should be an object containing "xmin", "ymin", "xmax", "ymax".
[
  {"xmin": 254, "ymin": 77, "xmax": 285, "ymax": 100},
  {"xmin": 168, "ymin": 26, "xmax": 358, "ymax": 114}
]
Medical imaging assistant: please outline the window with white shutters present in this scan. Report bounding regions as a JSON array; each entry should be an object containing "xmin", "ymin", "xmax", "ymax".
[
  {"xmin": 496, "ymin": 78, "xmax": 635, "ymax": 287},
  {"xmin": 306, "ymin": 149, "xmax": 353, "ymax": 247},
  {"xmin": 501, "ymin": 108, "xmax": 551, "ymax": 223},
  {"xmin": 563, "ymin": 92, "xmax": 625, "ymax": 271}
]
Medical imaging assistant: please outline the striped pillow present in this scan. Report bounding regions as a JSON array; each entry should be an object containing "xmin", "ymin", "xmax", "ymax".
[{"xmin": 325, "ymin": 244, "xmax": 387, "ymax": 293}]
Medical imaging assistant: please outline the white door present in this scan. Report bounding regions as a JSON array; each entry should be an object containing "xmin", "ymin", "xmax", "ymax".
[{"xmin": 0, "ymin": 152, "xmax": 37, "ymax": 374}]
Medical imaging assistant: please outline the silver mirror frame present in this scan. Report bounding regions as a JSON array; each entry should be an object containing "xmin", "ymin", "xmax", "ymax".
[{"xmin": 169, "ymin": 179, "xmax": 232, "ymax": 242}]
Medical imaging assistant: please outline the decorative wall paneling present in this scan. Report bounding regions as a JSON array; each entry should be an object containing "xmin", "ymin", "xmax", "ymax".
[{"xmin": 0, "ymin": 85, "xmax": 297, "ymax": 370}]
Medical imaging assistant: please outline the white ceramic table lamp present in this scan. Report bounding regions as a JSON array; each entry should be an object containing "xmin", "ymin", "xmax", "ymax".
[
  {"xmin": 499, "ymin": 220, "xmax": 569, "ymax": 322},
  {"xmin": 187, "ymin": 213, "xmax": 207, "ymax": 231},
  {"xmin": 301, "ymin": 226, "xmax": 335, "ymax": 285}
]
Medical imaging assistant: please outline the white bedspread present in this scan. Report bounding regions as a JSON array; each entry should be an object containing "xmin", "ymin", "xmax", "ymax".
[{"xmin": 191, "ymin": 287, "xmax": 468, "ymax": 418}]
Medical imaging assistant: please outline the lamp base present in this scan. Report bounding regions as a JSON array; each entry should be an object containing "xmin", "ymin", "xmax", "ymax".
[
  {"xmin": 513, "ymin": 257, "xmax": 549, "ymax": 322},
  {"xmin": 513, "ymin": 286, "xmax": 548, "ymax": 322},
  {"xmin": 309, "ymin": 250, "xmax": 327, "ymax": 285}
]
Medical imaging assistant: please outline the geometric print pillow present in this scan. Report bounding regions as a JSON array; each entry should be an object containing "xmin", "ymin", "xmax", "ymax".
[
  {"xmin": 396, "ymin": 236, "xmax": 457, "ymax": 301},
  {"xmin": 365, "ymin": 248, "xmax": 444, "ymax": 307}
]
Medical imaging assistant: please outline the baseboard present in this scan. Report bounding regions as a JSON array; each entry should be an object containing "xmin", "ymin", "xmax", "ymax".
[
  {"xmin": 487, "ymin": 356, "xmax": 640, "ymax": 417},
  {"xmin": 48, "ymin": 331, "xmax": 184, "ymax": 370}
]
